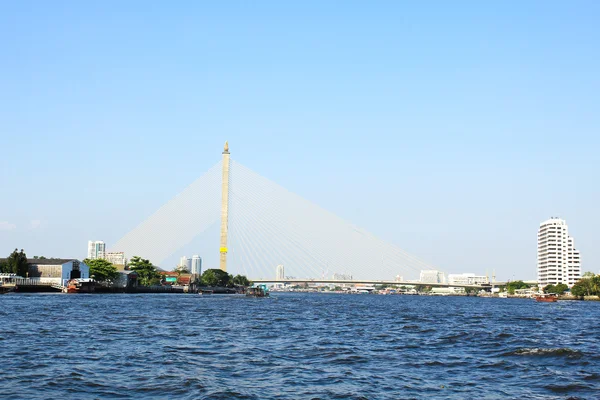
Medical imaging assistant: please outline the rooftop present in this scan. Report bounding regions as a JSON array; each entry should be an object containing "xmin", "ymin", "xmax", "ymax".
[{"xmin": 0, "ymin": 258, "xmax": 79, "ymax": 265}]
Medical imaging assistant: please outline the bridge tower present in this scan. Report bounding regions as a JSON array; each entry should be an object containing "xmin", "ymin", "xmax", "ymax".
[{"xmin": 219, "ymin": 141, "xmax": 230, "ymax": 271}]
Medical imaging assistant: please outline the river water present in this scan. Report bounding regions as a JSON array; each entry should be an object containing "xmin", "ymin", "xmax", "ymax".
[{"xmin": 1, "ymin": 293, "xmax": 599, "ymax": 399}]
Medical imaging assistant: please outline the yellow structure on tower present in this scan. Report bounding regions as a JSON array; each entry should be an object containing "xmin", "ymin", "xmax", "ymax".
[{"xmin": 219, "ymin": 141, "xmax": 230, "ymax": 271}]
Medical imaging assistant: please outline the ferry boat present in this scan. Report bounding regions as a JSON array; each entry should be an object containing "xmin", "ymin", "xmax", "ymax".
[
  {"xmin": 535, "ymin": 294, "xmax": 558, "ymax": 302},
  {"xmin": 65, "ymin": 278, "xmax": 96, "ymax": 293}
]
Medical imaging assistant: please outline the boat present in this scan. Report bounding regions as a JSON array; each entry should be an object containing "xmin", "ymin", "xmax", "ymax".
[
  {"xmin": 65, "ymin": 278, "xmax": 96, "ymax": 293},
  {"xmin": 246, "ymin": 285, "xmax": 269, "ymax": 297},
  {"xmin": 535, "ymin": 294, "xmax": 558, "ymax": 302},
  {"xmin": 198, "ymin": 289, "xmax": 214, "ymax": 295}
]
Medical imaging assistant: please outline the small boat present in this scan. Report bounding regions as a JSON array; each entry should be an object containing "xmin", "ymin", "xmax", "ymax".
[
  {"xmin": 198, "ymin": 289, "xmax": 214, "ymax": 295},
  {"xmin": 535, "ymin": 294, "xmax": 558, "ymax": 302},
  {"xmin": 246, "ymin": 285, "xmax": 269, "ymax": 297},
  {"xmin": 65, "ymin": 278, "xmax": 96, "ymax": 293}
]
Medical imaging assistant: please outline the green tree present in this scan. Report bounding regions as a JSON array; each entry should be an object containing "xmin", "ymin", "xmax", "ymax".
[
  {"xmin": 84, "ymin": 258, "xmax": 119, "ymax": 284},
  {"xmin": 201, "ymin": 269, "xmax": 231, "ymax": 287},
  {"xmin": 571, "ymin": 274, "xmax": 600, "ymax": 297},
  {"xmin": 414, "ymin": 285, "xmax": 432, "ymax": 293},
  {"xmin": 570, "ymin": 283, "xmax": 586, "ymax": 297},
  {"xmin": 232, "ymin": 274, "xmax": 251, "ymax": 286},
  {"xmin": 0, "ymin": 260, "xmax": 9, "ymax": 273},
  {"xmin": 544, "ymin": 283, "xmax": 568, "ymax": 294},
  {"xmin": 129, "ymin": 256, "xmax": 160, "ymax": 286},
  {"xmin": 464, "ymin": 287, "xmax": 477, "ymax": 295},
  {"xmin": 506, "ymin": 280, "xmax": 529, "ymax": 294},
  {"xmin": 6, "ymin": 249, "xmax": 28, "ymax": 277},
  {"xmin": 173, "ymin": 265, "xmax": 190, "ymax": 276}
]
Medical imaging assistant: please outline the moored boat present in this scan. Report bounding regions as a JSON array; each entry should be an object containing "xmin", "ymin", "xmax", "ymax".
[
  {"xmin": 65, "ymin": 278, "xmax": 96, "ymax": 293},
  {"xmin": 535, "ymin": 294, "xmax": 558, "ymax": 302}
]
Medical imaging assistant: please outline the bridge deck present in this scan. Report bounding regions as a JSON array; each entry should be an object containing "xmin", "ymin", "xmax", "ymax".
[{"xmin": 251, "ymin": 279, "xmax": 506, "ymax": 289}]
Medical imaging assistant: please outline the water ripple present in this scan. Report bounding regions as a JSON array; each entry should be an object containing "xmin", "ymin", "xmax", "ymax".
[{"xmin": 0, "ymin": 293, "xmax": 599, "ymax": 399}]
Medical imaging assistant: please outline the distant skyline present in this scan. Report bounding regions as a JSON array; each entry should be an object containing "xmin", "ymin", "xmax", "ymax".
[{"xmin": 1, "ymin": 1, "xmax": 599, "ymax": 280}]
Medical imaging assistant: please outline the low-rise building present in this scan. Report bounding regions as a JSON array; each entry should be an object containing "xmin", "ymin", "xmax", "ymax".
[
  {"xmin": 105, "ymin": 252, "xmax": 126, "ymax": 267},
  {"xmin": 447, "ymin": 273, "xmax": 489, "ymax": 285},
  {"xmin": 0, "ymin": 258, "xmax": 90, "ymax": 287}
]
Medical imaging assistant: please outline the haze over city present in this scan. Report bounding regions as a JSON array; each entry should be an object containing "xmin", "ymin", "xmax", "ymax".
[{"xmin": 1, "ymin": 1, "xmax": 599, "ymax": 280}]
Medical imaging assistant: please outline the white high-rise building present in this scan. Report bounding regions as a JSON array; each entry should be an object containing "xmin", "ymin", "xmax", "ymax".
[
  {"xmin": 191, "ymin": 255, "xmax": 202, "ymax": 275},
  {"xmin": 537, "ymin": 217, "xmax": 581, "ymax": 288},
  {"xmin": 179, "ymin": 256, "xmax": 192, "ymax": 271},
  {"xmin": 276, "ymin": 264, "xmax": 285, "ymax": 280},
  {"xmin": 87, "ymin": 241, "xmax": 106, "ymax": 260},
  {"xmin": 419, "ymin": 270, "xmax": 446, "ymax": 284}
]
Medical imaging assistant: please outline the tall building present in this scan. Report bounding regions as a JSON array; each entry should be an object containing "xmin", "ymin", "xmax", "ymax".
[
  {"xmin": 276, "ymin": 264, "xmax": 285, "ymax": 280},
  {"xmin": 419, "ymin": 270, "xmax": 446, "ymax": 284},
  {"xmin": 105, "ymin": 252, "xmax": 126, "ymax": 266},
  {"xmin": 191, "ymin": 255, "xmax": 202, "ymax": 275},
  {"xmin": 87, "ymin": 241, "xmax": 106, "ymax": 260},
  {"xmin": 179, "ymin": 256, "xmax": 191, "ymax": 271},
  {"xmin": 537, "ymin": 217, "xmax": 581, "ymax": 287}
]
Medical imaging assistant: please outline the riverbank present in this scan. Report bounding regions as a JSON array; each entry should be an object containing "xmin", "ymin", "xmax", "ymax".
[{"xmin": 11, "ymin": 284, "xmax": 240, "ymax": 294}]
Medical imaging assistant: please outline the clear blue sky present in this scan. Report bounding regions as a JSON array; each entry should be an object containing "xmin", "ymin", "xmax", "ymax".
[{"xmin": 1, "ymin": 1, "xmax": 598, "ymax": 280}]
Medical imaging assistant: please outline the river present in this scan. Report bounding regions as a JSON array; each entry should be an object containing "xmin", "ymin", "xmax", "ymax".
[{"xmin": 1, "ymin": 293, "xmax": 598, "ymax": 399}]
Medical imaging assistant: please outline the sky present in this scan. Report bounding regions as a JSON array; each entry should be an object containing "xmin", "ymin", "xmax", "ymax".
[{"xmin": 1, "ymin": 1, "xmax": 599, "ymax": 280}]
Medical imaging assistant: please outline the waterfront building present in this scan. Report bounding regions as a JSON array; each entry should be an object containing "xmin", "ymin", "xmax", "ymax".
[
  {"xmin": 87, "ymin": 241, "xmax": 106, "ymax": 260},
  {"xmin": 113, "ymin": 270, "xmax": 138, "ymax": 288},
  {"xmin": 447, "ymin": 273, "xmax": 488, "ymax": 285},
  {"xmin": 105, "ymin": 252, "xmax": 126, "ymax": 266},
  {"xmin": 419, "ymin": 270, "xmax": 446, "ymax": 284},
  {"xmin": 276, "ymin": 264, "xmax": 285, "ymax": 280},
  {"xmin": 537, "ymin": 217, "xmax": 581, "ymax": 288},
  {"xmin": 191, "ymin": 255, "xmax": 202, "ymax": 275},
  {"xmin": 0, "ymin": 258, "xmax": 90, "ymax": 287}
]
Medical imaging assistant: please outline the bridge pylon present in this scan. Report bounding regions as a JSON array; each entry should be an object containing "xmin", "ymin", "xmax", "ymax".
[{"xmin": 219, "ymin": 141, "xmax": 230, "ymax": 272}]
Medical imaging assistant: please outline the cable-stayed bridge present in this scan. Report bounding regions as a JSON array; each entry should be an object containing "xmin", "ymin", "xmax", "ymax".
[{"xmin": 112, "ymin": 144, "xmax": 458, "ymax": 283}]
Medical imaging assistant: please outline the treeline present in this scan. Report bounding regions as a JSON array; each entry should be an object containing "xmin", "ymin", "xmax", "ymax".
[
  {"xmin": 570, "ymin": 273, "xmax": 600, "ymax": 297},
  {"xmin": 85, "ymin": 257, "xmax": 252, "ymax": 288},
  {"xmin": 0, "ymin": 249, "xmax": 28, "ymax": 276},
  {"xmin": 198, "ymin": 269, "xmax": 251, "ymax": 287},
  {"xmin": 84, "ymin": 256, "xmax": 162, "ymax": 286}
]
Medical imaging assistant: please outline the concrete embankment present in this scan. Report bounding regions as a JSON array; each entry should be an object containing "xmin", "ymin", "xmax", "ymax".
[{"xmin": 583, "ymin": 296, "xmax": 600, "ymax": 301}]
